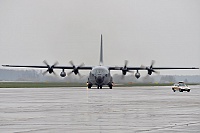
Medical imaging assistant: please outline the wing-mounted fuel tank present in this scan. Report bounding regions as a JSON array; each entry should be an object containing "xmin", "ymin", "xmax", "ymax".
[
  {"xmin": 60, "ymin": 69, "xmax": 66, "ymax": 77},
  {"xmin": 135, "ymin": 70, "xmax": 140, "ymax": 79}
]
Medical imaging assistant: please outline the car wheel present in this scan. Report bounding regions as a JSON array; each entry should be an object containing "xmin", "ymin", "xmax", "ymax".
[{"xmin": 187, "ymin": 89, "xmax": 190, "ymax": 92}]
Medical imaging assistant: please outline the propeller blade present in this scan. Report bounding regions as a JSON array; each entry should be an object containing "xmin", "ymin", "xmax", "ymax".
[
  {"xmin": 53, "ymin": 61, "xmax": 59, "ymax": 67},
  {"xmin": 78, "ymin": 63, "xmax": 85, "ymax": 68},
  {"xmin": 143, "ymin": 60, "xmax": 160, "ymax": 75},
  {"xmin": 77, "ymin": 72, "xmax": 83, "ymax": 78},
  {"xmin": 42, "ymin": 60, "xmax": 59, "ymax": 75},
  {"xmin": 69, "ymin": 60, "xmax": 75, "ymax": 67},
  {"xmin": 150, "ymin": 60, "xmax": 155, "ymax": 68},
  {"xmin": 52, "ymin": 71, "xmax": 58, "ymax": 76},
  {"xmin": 154, "ymin": 70, "xmax": 160, "ymax": 74},
  {"xmin": 42, "ymin": 70, "xmax": 48, "ymax": 75},
  {"xmin": 68, "ymin": 61, "xmax": 85, "ymax": 75},
  {"xmin": 124, "ymin": 60, "xmax": 128, "ymax": 68},
  {"xmin": 121, "ymin": 60, "xmax": 134, "ymax": 76},
  {"xmin": 67, "ymin": 71, "xmax": 73, "ymax": 76},
  {"xmin": 43, "ymin": 60, "xmax": 49, "ymax": 66}
]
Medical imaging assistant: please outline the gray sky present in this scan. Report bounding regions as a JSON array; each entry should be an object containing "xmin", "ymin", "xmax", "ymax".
[{"xmin": 0, "ymin": 0, "xmax": 199, "ymax": 75}]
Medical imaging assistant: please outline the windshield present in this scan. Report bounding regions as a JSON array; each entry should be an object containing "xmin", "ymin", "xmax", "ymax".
[
  {"xmin": 174, "ymin": 84, "xmax": 179, "ymax": 86},
  {"xmin": 178, "ymin": 83, "xmax": 186, "ymax": 86},
  {"xmin": 91, "ymin": 68, "xmax": 109, "ymax": 75}
]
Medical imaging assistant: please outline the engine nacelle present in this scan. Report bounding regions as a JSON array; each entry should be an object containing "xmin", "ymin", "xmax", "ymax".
[
  {"xmin": 122, "ymin": 70, "xmax": 127, "ymax": 75},
  {"xmin": 60, "ymin": 71, "xmax": 66, "ymax": 77},
  {"xmin": 148, "ymin": 70, "xmax": 152, "ymax": 75},
  {"xmin": 135, "ymin": 72, "xmax": 140, "ymax": 79}
]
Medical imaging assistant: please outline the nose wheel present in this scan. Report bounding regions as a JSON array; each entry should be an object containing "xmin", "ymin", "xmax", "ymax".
[{"xmin": 97, "ymin": 85, "xmax": 102, "ymax": 89}]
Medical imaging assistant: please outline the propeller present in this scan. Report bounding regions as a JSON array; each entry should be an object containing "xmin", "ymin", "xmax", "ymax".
[
  {"xmin": 42, "ymin": 60, "xmax": 58, "ymax": 75},
  {"xmin": 67, "ymin": 61, "xmax": 85, "ymax": 77},
  {"xmin": 121, "ymin": 60, "xmax": 134, "ymax": 76},
  {"xmin": 142, "ymin": 60, "xmax": 159, "ymax": 75}
]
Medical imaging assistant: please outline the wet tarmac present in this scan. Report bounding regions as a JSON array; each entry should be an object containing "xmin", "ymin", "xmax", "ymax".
[{"xmin": 0, "ymin": 85, "xmax": 200, "ymax": 133}]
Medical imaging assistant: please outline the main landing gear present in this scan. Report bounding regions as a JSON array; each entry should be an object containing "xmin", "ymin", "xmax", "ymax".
[
  {"xmin": 108, "ymin": 84, "xmax": 112, "ymax": 89},
  {"xmin": 87, "ymin": 82, "xmax": 92, "ymax": 89},
  {"xmin": 108, "ymin": 82, "xmax": 113, "ymax": 89}
]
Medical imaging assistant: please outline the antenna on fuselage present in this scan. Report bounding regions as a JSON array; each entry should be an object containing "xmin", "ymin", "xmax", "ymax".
[{"xmin": 99, "ymin": 34, "xmax": 103, "ymax": 66}]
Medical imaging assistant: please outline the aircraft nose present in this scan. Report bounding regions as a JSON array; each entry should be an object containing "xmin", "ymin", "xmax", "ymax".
[{"xmin": 96, "ymin": 76, "xmax": 104, "ymax": 84}]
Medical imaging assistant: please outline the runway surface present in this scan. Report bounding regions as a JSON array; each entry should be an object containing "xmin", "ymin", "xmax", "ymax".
[{"xmin": 0, "ymin": 85, "xmax": 200, "ymax": 133}]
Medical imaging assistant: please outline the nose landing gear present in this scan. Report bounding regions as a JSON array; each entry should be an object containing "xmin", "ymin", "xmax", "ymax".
[{"xmin": 97, "ymin": 85, "xmax": 102, "ymax": 89}]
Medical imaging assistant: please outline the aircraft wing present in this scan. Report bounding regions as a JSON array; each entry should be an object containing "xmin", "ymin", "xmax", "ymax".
[
  {"xmin": 2, "ymin": 65, "xmax": 92, "ymax": 70},
  {"xmin": 2, "ymin": 65, "xmax": 50, "ymax": 68},
  {"xmin": 109, "ymin": 67, "xmax": 145, "ymax": 70},
  {"xmin": 109, "ymin": 66, "xmax": 199, "ymax": 71},
  {"xmin": 2, "ymin": 63, "xmax": 93, "ymax": 77},
  {"xmin": 3, "ymin": 65, "xmax": 198, "ymax": 71},
  {"xmin": 54, "ymin": 66, "xmax": 92, "ymax": 70},
  {"xmin": 148, "ymin": 67, "xmax": 199, "ymax": 70},
  {"xmin": 109, "ymin": 60, "xmax": 199, "ymax": 75}
]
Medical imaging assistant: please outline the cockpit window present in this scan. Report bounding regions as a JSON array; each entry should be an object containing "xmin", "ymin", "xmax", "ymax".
[
  {"xmin": 91, "ymin": 68, "xmax": 109, "ymax": 75},
  {"xmin": 96, "ymin": 69, "xmax": 105, "ymax": 74}
]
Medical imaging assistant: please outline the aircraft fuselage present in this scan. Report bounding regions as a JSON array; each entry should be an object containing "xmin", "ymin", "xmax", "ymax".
[{"xmin": 87, "ymin": 66, "xmax": 113, "ymax": 89}]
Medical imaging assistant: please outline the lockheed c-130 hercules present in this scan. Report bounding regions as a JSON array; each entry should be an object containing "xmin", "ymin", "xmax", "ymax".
[{"xmin": 2, "ymin": 35, "xmax": 199, "ymax": 89}]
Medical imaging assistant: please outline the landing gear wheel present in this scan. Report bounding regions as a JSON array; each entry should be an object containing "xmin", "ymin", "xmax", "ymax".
[
  {"xmin": 87, "ymin": 84, "xmax": 92, "ymax": 89},
  {"xmin": 97, "ymin": 85, "xmax": 102, "ymax": 89},
  {"xmin": 109, "ymin": 85, "xmax": 113, "ymax": 89}
]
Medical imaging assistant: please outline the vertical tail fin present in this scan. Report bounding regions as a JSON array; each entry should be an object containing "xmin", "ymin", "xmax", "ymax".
[{"xmin": 99, "ymin": 34, "xmax": 103, "ymax": 66}]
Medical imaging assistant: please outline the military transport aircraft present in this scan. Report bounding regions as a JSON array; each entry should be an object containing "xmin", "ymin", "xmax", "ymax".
[{"xmin": 2, "ymin": 35, "xmax": 199, "ymax": 89}]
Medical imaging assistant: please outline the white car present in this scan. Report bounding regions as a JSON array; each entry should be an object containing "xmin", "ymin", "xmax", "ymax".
[{"xmin": 172, "ymin": 82, "xmax": 190, "ymax": 92}]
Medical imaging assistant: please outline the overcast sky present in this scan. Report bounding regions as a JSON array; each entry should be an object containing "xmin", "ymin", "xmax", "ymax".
[{"xmin": 0, "ymin": 0, "xmax": 199, "ymax": 76}]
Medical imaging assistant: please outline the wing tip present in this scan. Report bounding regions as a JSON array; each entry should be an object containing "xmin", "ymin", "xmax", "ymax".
[{"xmin": 2, "ymin": 65, "xmax": 9, "ymax": 67}]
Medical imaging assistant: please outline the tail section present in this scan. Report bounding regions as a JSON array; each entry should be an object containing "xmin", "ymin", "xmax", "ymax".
[{"xmin": 99, "ymin": 34, "xmax": 103, "ymax": 66}]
